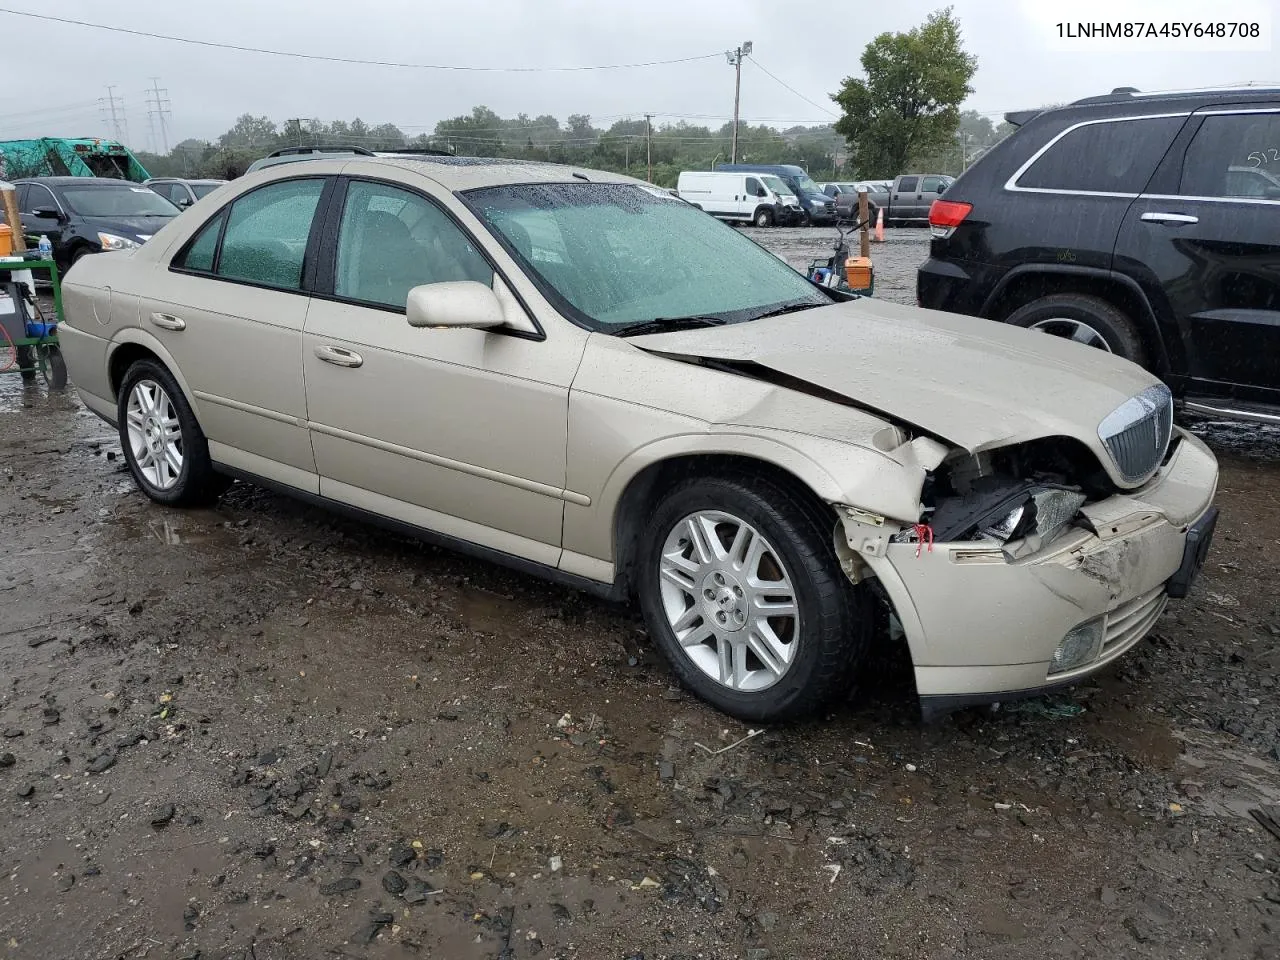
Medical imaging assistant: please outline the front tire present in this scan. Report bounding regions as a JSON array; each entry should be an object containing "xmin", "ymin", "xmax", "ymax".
[
  {"xmin": 1005, "ymin": 293, "xmax": 1147, "ymax": 366},
  {"xmin": 38, "ymin": 344, "xmax": 67, "ymax": 390},
  {"xmin": 637, "ymin": 474, "xmax": 872, "ymax": 721},
  {"xmin": 117, "ymin": 359, "xmax": 227, "ymax": 506},
  {"xmin": 753, "ymin": 207, "xmax": 774, "ymax": 228}
]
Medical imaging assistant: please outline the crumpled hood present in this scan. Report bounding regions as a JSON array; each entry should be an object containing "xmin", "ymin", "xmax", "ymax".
[{"xmin": 627, "ymin": 297, "xmax": 1159, "ymax": 468}]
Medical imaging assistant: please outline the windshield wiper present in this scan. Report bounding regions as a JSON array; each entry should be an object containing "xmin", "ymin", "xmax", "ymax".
[
  {"xmin": 748, "ymin": 300, "xmax": 825, "ymax": 321},
  {"xmin": 612, "ymin": 315, "xmax": 727, "ymax": 338}
]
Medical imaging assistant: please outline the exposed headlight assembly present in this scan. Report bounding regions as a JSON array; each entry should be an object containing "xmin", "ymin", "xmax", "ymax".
[
  {"xmin": 978, "ymin": 487, "xmax": 1088, "ymax": 545},
  {"xmin": 98, "ymin": 233, "xmax": 140, "ymax": 251}
]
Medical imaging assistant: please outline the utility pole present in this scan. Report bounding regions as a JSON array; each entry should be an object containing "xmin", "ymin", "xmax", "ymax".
[
  {"xmin": 145, "ymin": 78, "xmax": 172, "ymax": 154},
  {"xmin": 725, "ymin": 41, "xmax": 753, "ymax": 164},
  {"xmin": 286, "ymin": 119, "xmax": 315, "ymax": 147},
  {"xmin": 102, "ymin": 85, "xmax": 125, "ymax": 143},
  {"xmin": 644, "ymin": 114, "xmax": 653, "ymax": 182}
]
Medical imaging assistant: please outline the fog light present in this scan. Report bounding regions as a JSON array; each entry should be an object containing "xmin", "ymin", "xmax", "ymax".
[{"xmin": 1049, "ymin": 619, "xmax": 1104, "ymax": 675}]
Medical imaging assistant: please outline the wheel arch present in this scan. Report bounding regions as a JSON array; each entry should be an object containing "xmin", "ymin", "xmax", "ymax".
[
  {"xmin": 604, "ymin": 444, "xmax": 850, "ymax": 603},
  {"xmin": 979, "ymin": 265, "xmax": 1175, "ymax": 377},
  {"xmin": 106, "ymin": 330, "xmax": 200, "ymax": 411}
]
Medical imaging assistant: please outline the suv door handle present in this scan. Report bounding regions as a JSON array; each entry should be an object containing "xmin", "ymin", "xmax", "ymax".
[
  {"xmin": 149, "ymin": 312, "xmax": 186, "ymax": 331},
  {"xmin": 314, "ymin": 345, "xmax": 363, "ymax": 368},
  {"xmin": 1140, "ymin": 212, "xmax": 1199, "ymax": 225}
]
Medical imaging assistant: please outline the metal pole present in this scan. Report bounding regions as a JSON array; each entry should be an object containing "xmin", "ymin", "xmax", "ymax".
[
  {"xmin": 731, "ymin": 48, "xmax": 742, "ymax": 164},
  {"xmin": 645, "ymin": 114, "xmax": 653, "ymax": 182}
]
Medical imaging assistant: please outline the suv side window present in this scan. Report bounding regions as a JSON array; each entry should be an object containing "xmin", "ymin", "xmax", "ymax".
[
  {"xmin": 1017, "ymin": 116, "xmax": 1185, "ymax": 193},
  {"xmin": 217, "ymin": 179, "xmax": 326, "ymax": 290},
  {"xmin": 745, "ymin": 177, "xmax": 763, "ymax": 196},
  {"xmin": 1180, "ymin": 111, "xmax": 1280, "ymax": 199},
  {"xmin": 896, "ymin": 176, "xmax": 919, "ymax": 192},
  {"xmin": 334, "ymin": 180, "xmax": 493, "ymax": 310}
]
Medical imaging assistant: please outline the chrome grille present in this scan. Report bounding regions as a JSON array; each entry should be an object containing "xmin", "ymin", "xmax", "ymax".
[{"xmin": 1098, "ymin": 384, "xmax": 1174, "ymax": 483}]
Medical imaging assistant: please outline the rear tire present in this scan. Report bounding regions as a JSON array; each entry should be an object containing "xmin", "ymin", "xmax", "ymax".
[
  {"xmin": 753, "ymin": 207, "xmax": 774, "ymax": 228},
  {"xmin": 117, "ymin": 358, "xmax": 228, "ymax": 507},
  {"xmin": 1005, "ymin": 293, "xmax": 1148, "ymax": 366},
  {"xmin": 38, "ymin": 344, "xmax": 67, "ymax": 390},
  {"xmin": 637, "ymin": 473, "xmax": 873, "ymax": 722}
]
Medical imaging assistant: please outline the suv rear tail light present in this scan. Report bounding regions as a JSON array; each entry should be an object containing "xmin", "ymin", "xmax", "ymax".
[{"xmin": 929, "ymin": 199, "xmax": 972, "ymax": 239}]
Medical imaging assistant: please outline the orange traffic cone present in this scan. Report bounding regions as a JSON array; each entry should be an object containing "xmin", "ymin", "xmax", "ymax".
[{"xmin": 874, "ymin": 207, "xmax": 885, "ymax": 243}]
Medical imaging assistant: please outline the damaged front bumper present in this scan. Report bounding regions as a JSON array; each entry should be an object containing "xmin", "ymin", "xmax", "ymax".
[{"xmin": 836, "ymin": 428, "xmax": 1219, "ymax": 717}]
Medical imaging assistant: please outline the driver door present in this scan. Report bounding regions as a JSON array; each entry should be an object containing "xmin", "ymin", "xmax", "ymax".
[{"xmin": 302, "ymin": 176, "xmax": 587, "ymax": 565}]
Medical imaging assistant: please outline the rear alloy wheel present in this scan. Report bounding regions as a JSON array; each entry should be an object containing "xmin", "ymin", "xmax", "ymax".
[
  {"xmin": 637, "ymin": 475, "xmax": 871, "ymax": 721},
  {"xmin": 1006, "ymin": 293, "xmax": 1148, "ymax": 366},
  {"xmin": 117, "ymin": 358, "xmax": 229, "ymax": 506},
  {"xmin": 753, "ymin": 207, "xmax": 775, "ymax": 228}
]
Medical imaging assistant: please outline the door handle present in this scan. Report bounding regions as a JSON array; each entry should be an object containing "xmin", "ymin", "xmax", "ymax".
[
  {"xmin": 314, "ymin": 345, "xmax": 363, "ymax": 368},
  {"xmin": 1140, "ymin": 212, "xmax": 1199, "ymax": 225},
  {"xmin": 149, "ymin": 312, "xmax": 186, "ymax": 331}
]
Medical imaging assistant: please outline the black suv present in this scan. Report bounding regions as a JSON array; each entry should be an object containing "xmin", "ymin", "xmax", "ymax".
[{"xmin": 918, "ymin": 87, "xmax": 1280, "ymax": 423}]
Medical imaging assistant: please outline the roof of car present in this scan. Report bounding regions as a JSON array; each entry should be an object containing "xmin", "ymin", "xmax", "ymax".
[
  {"xmin": 15, "ymin": 176, "xmax": 147, "ymax": 188},
  {"xmin": 251, "ymin": 155, "xmax": 644, "ymax": 192},
  {"xmin": 146, "ymin": 177, "xmax": 226, "ymax": 185},
  {"xmin": 1007, "ymin": 84, "xmax": 1280, "ymax": 125}
]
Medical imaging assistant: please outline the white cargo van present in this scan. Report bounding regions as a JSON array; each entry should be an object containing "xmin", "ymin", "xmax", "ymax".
[{"xmin": 675, "ymin": 171, "xmax": 799, "ymax": 227}]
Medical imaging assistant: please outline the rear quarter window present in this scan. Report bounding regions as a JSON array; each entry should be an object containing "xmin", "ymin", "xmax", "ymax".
[{"xmin": 1015, "ymin": 115, "xmax": 1185, "ymax": 194}]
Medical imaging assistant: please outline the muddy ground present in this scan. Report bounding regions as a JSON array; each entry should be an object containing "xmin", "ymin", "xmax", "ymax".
[{"xmin": 0, "ymin": 229, "xmax": 1277, "ymax": 960}]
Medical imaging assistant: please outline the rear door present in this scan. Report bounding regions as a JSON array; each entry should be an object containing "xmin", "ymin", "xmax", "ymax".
[
  {"xmin": 136, "ymin": 176, "xmax": 332, "ymax": 490},
  {"xmin": 1115, "ymin": 105, "xmax": 1280, "ymax": 404}
]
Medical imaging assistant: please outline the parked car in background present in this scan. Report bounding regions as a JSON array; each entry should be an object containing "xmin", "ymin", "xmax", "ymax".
[
  {"xmin": 715, "ymin": 163, "xmax": 835, "ymax": 224},
  {"xmin": 918, "ymin": 85, "xmax": 1280, "ymax": 424},
  {"xmin": 820, "ymin": 181, "xmax": 887, "ymax": 222},
  {"xmin": 14, "ymin": 176, "xmax": 180, "ymax": 272},
  {"xmin": 886, "ymin": 174, "xmax": 953, "ymax": 224},
  {"xmin": 145, "ymin": 178, "xmax": 228, "ymax": 208},
  {"xmin": 676, "ymin": 170, "xmax": 799, "ymax": 226},
  {"xmin": 57, "ymin": 156, "xmax": 1218, "ymax": 723}
]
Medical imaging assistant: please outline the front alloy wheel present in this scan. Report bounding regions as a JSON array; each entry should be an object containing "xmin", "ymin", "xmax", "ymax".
[
  {"xmin": 638, "ymin": 474, "xmax": 872, "ymax": 721},
  {"xmin": 658, "ymin": 510, "xmax": 799, "ymax": 692}
]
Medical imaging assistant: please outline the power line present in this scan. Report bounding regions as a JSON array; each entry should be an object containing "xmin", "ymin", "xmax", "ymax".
[
  {"xmin": 748, "ymin": 59, "xmax": 838, "ymax": 118},
  {"xmin": 0, "ymin": 9, "xmax": 723, "ymax": 72}
]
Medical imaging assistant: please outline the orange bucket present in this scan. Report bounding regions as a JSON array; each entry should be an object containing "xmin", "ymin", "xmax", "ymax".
[
  {"xmin": 845, "ymin": 256, "xmax": 872, "ymax": 290},
  {"xmin": 0, "ymin": 224, "xmax": 11, "ymax": 258}
]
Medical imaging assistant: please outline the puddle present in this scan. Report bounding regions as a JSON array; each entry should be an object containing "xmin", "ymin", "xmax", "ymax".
[{"xmin": 1175, "ymin": 728, "xmax": 1280, "ymax": 819}]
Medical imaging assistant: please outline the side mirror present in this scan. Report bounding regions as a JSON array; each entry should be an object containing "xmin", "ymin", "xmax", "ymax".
[
  {"xmin": 31, "ymin": 206, "xmax": 63, "ymax": 221},
  {"xmin": 406, "ymin": 281, "xmax": 505, "ymax": 330},
  {"xmin": 177, "ymin": 197, "xmax": 192, "ymax": 208},
  {"xmin": 756, "ymin": 186, "xmax": 767, "ymax": 198}
]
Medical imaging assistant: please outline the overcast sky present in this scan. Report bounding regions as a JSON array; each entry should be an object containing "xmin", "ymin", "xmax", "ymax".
[{"xmin": 0, "ymin": 0, "xmax": 1275, "ymax": 151}]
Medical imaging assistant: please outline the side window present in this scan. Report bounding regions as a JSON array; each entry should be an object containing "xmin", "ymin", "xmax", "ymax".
[
  {"xmin": 334, "ymin": 181, "xmax": 493, "ymax": 310},
  {"xmin": 897, "ymin": 176, "xmax": 919, "ymax": 192},
  {"xmin": 14, "ymin": 183, "xmax": 28, "ymax": 211},
  {"xmin": 217, "ymin": 179, "xmax": 325, "ymax": 290},
  {"xmin": 1180, "ymin": 111, "xmax": 1280, "ymax": 199},
  {"xmin": 921, "ymin": 176, "xmax": 944, "ymax": 193},
  {"xmin": 1017, "ymin": 116, "xmax": 1185, "ymax": 193},
  {"xmin": 745, "ymin": 177, "xmax": 763, "ymax": 196},
  {"xmin": 27, "ymin": 184, "xmax": 56, "ymax": 212},
  {"xmin": 175, "ymin": 213, "xmax": 224, "ymax": 273}
]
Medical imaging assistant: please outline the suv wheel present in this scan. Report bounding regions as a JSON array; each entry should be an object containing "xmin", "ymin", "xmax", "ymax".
[
  {"xmin": 753, "ymin": 207, "xmax": 774, "ymax": 228},
  {"xmin": 636, "ymin": 474, "xmax": 872, "ymax": 721},
  {"xmin": 1005, "ymin": 294, "xmax": 1148, "ymax": 366},
  {"xmin": 117, "ymin": 358, "xmax": 229, "ymax": 506}
]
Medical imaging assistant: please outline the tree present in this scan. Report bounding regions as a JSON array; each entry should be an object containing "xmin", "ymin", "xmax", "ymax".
[
  {"xmin": 219, "ymin": 114, "xmax": 279, "ymax": 151},
  {"xmin": 832, "ymin": 7, "xmax": 977, "ymax": 177}
]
